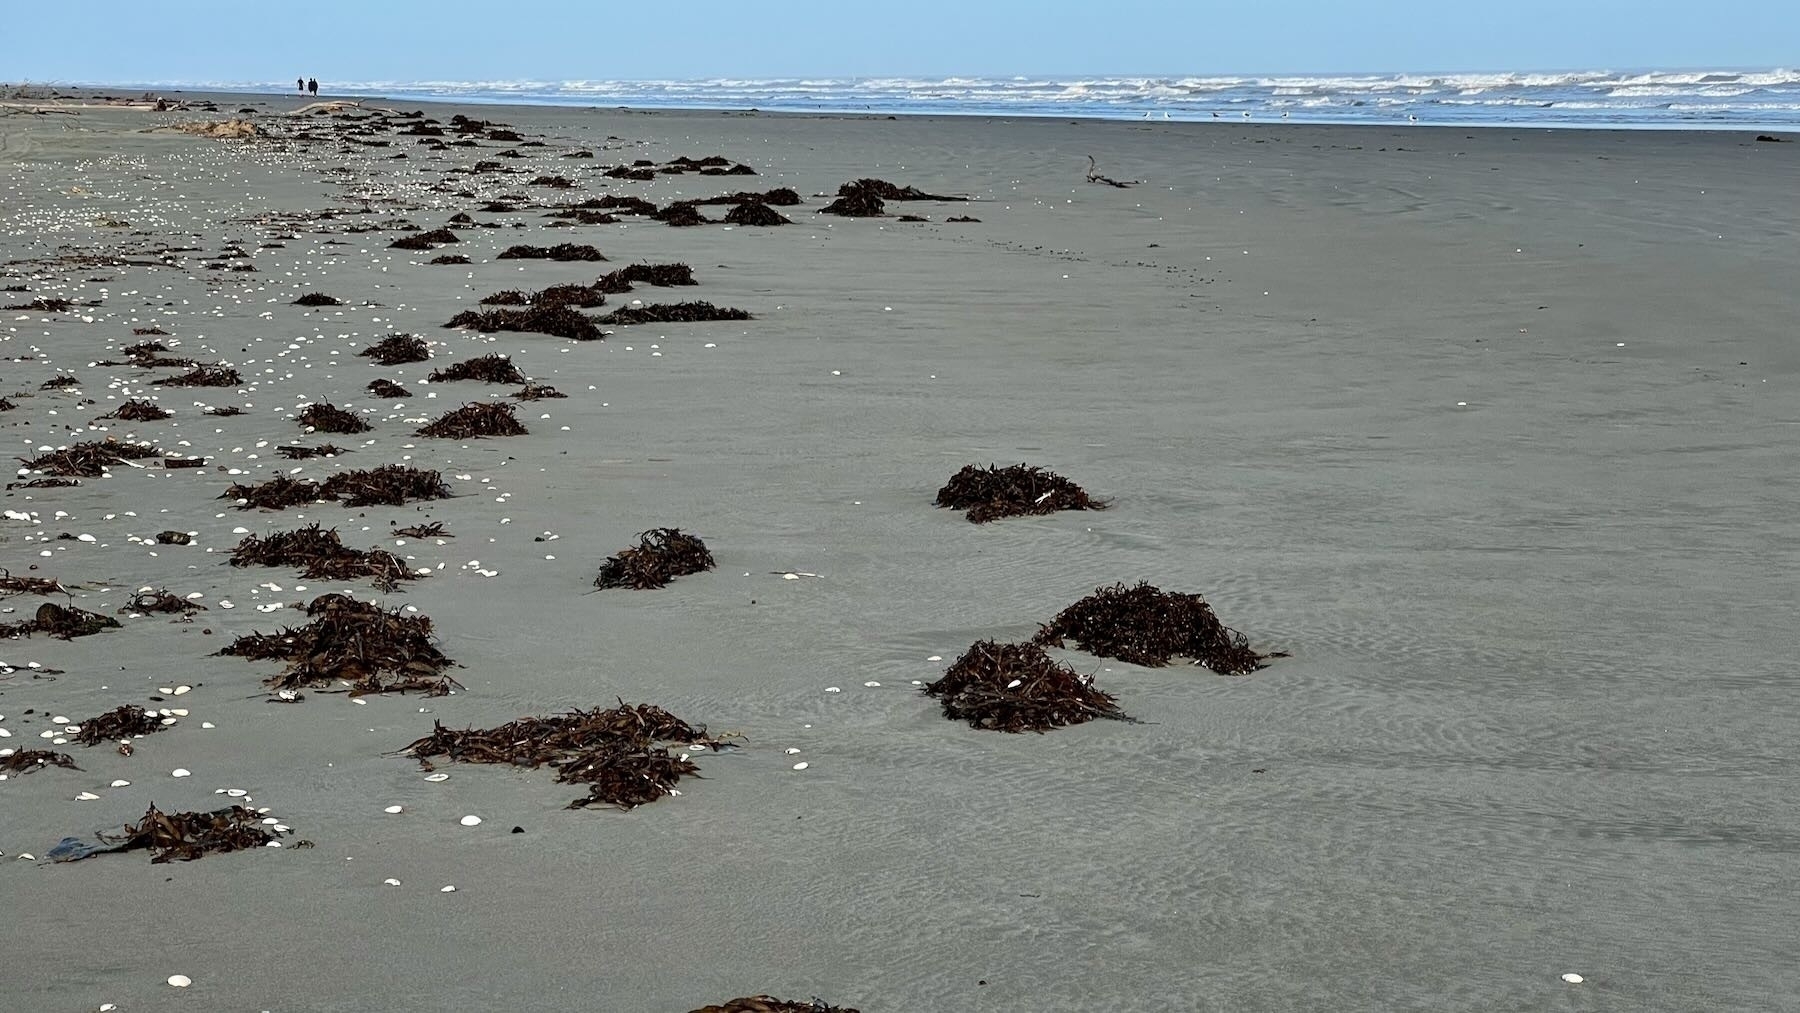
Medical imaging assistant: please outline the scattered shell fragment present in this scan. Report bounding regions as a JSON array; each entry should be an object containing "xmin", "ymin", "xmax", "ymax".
[
  {"xmin": 76, "ymin": 791, "xmax": 101, "ymax": 801},
  {"xmin": 167, "ymin": 975, "xmax": 192, "ymax": 988},
  {"xmin": 440, "ymin": 885, "xmax": 457, "ymax": 893},
  {"xmin": 383, "ymin": 805, "xmax": 403, "ymax": 814},
  {"xmin": 171, "ymin": 768, "xmax": 192, "ymax": 778},
  {"xmin": 110, "ymin": 779, "xmax": 130, "ymax": 788},
  {"xmin": 459, "ymin": 814, "xmax": 482, "ymax": 827},
  {"xmin": 1562, "ymin": 973, "xmax": 1585, "ymax": 984},
  {"xmin": 424, "ymin": 772, "xmax": 450, "ymax": 782},
  {"xmin": 792, "ymin": 762, "xmax": 809, "ymax": 771},
  {"xmin": 384, "ymin": 878, "xmax": 401, "ymax": 886}
]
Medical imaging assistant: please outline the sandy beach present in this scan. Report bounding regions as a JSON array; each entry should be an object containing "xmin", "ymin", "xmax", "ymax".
[{"xmin": 1, "ymin": 92, "xmax": 1795, "ymax": 1012}]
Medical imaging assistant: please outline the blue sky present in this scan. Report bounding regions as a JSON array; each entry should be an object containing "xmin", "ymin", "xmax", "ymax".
[{"xmin": 6, "ymin": 0, "xmax": 1793, "ymax": 83}]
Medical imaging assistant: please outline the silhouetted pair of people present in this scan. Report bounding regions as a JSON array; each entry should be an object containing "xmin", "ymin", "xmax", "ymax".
[{"xmin": 297, "ymin": 77, "xmax": 318, "ymax": 97}]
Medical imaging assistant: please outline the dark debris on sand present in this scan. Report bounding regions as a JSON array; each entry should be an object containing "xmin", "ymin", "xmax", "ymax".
[
  {"xmin": 428, "ymin": 353, "xmax": 526, "ymax": 384},
  {"xmin": 1, "ymin": 749, "xmax": 80, "ymax": 774},
  {"xmin": 934, "ymin": 463, "xmax": 1106, "ymax": 523},
  {"xmin": 497, "ymin": 243, "xmax": 607, "ymax": 262},
  {"xmin": 511, "ymin": 383, "xmax": 565, "ymax": 400},
  {"xmin": 416, "ymin": 401, "xmax": 528, "ymax": 439},
  {"xmin": 820, "ymin": 189, "xmax": 886, "ymax": 217},
  {"xmin": 399, "ymin": 701, "xmax": 726, "ymax": 811},
  {"xmin": 592, "ymin": 195, "xmax": 658, "ymax": 215},
  {"xmin": 120, "ymin": 589, "xmax": 206, "ymax": 615},
  {"xmin": 597, "ymin": 262, "xmax": 697, "ymax": 291},
  {"xmin": 596, "ymin": 301, "xmax": 748, "ymax": 326},
  {"xmin": 653, "ymin": 202, "xmax": 712, "ymax": 227},
  {"xmin": 19, "ymin": 440, "xmax": 160, "ymax": 477},
  {"xmin": 688, "ymin": 188, "xmax": 802, "ymax": 207},
  {"xmin": 690, "ymin": 999, "xmax": 861, "ymax": 1013},
  {"xmin": 297, "ymin": 402, "xmax": 372, "ymax": 434},
  {"xmin": 358, "ymin": 333, "xmax": 430, "ymax": 365},
  {"xmin": 923, "ymin": 641, "xmax": 1130, "ymax": 733},
  {"xmin": 0, "ymin": 571, "xmax": 69, "ymax": 597},
  {"xmin": 366, "ymin": 378, "xmax": 412, "ymax": 398},
  {"xmin": 1034, "ymin": 582, "xmax": 1282, "ymax": 674},
  {"xmin": 230, "ymin": 523, "xmax": 416, "ymax": 592},
  {"xmin": 154, "ymin": 366, "xmax": 242, "ymax": 387},
  {"xmin": 218, "ymin": 593, "xmax": 459, "ymax": 696},
  {"xmin": 428, "ymin": 254, "xmax": 472, "ymax": 265},
  {"xmin": 840, "ymin": 177, "xmax": 968, "ymax": 201},
  {"xmin": 594, "ymin": 528, "xmax": 715, "ymax": 589},
  {"xmin": 445, "ymin": 304, "xmax": 601, "ymax": 341},
  {"xmin": 2, "ymin": 602, "xmax": 123, "ymax": 640},
  {"xmin": 292, "ymin": 292, "xmax": 343, "ymax": 306},
  {"xmin": 73, "ymin": 705, "xmax": 167, "ymax": 745}
]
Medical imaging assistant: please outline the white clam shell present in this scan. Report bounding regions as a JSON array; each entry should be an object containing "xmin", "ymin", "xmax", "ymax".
[
  {"xmin": 459, "ymin": 815, "xmax": 482, "ymax": 827},
  {"xmin": 167, "ymin": 974, "xmax": 192, "ymax": 988}
]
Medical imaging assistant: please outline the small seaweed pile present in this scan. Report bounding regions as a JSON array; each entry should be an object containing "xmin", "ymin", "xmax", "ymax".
[
  {"xmin": 532, "ymin": 282, "xmax": 609, "ymax": 308},
  {"xmin": 595, "ymin": 528, "xmax": 715, "ymax": 589},
  {"xmin": 428, "ymin": 254, "xmax": 472, "ymax": 265},
  {"xmin": 512, "ymin": 383, "xmax": 565, "ymax": 400},
  {"xmin": 399, "ymin": 702, "xmax": 724, "ymax": 811},
  {"xmin": 40, "ymin": 375, "xmax": 79, "ymax": 390},
  {"xmin": 839, "ymin": 177, "xmax": 968, "ymax": 201},
  {"xmin": 223, "ymin": 465, "xmax": 451, "ymax": 510},
  {"xmin": 820, "ymin": 189, "xmax": 885, "ymax": 217},
  {"xmin": 73, "ymin": 705, "xmax": 167, "ymax": 745},
  {"xmin": 723, "ymin": 203, "xmax": 791, "ymax": 226},
  {"xmin": 428, "ymin": 353, "xmax": 526, "ymax": 384},
  {"xmin": 597, "ymin": 262, "xmax": 696, "ymax": 291},
  {"xmin": 0, "ymin": 571, "xmax": 68, "ymax": 596},
  {"xmin": 2, "ymin": 602, "xmax": 122, "ymax": 640},
  {"xmin": 479, "ymin": 289, "xmax": 529, "ymax": 305},
  {"xmin": 389, "ymin": 228, "xmax": 461, "ymax": 250},
  {"xmin": 230, "ymin": 524, "xmax": 416, "ymax": 591},
  {"xmin": 103, "ymin": 399, "xmax": 172, "ymax": 421},
  {"xmin": 1034, "ymin": 582, "xmax": 1280, "ymax": 674},
  {"xmin": 689, "ymin": 188, "xmax": 802, "ymax": 207},
  {"xmin": 80, "ymin": 805, "xmax": 286, "ymax": 863},
  {"xmin": 297, "ymin": 402, "xmax": 372, "ymax": 434},
  {"xmin": 154, "ymin": 366, "xmax": 242, "ymax": 387},
  {"xmin": 496, "ymin": 243, "xmax": 607, "ymax": 262},
  {"xmin": 654, "ymin": 202, "xmax": 711, "ymax": 227},
  {"xmin": 120, "ymin": 589, "xmax": 205, "ymax": 615},
  {"xmin": 934, "ymin": 463, "xmax": 1106, "ymax": 523},
  {"xmin": 292, "ymin": 292, "xmax": 343, "ymax": 306},
  {"xmin": 366, "ymin": 378, "xmax": 412, "ymax": 398},
  {"xmin": 445, "ymin": 304, "xmax": 601, "ymax": 341},
  {"xmin": 923, "ymin": 641, "xmax": 1129, "ymax": 733},
  {"xmin": 275, "ymin": 444, "xmax": 346, "ymax": 461},
  {"xmin": 596, "ymin": 302, "xmax": 749, "ymax": 326},
  {"xmin": 2, "ymin": 749, "xmax": 79, "ymax": 775},
  {"xmin": 358, "ymin": 333, "xmax": 430, "ymax": 364},
  {"xmin": 690, "ymin": 999, "xmax": 861, "ymax": 1013},
  {"xmin": 417, "ymin": 402, "xmax": 528, "ymax": 439},
  {"xmin": 4, "ymin": 297, "xmax": 73, "ymax": 312},
  {"xmin": 218, "ymin": 593, "xmax": 458, "ymax": 695},
  {"xmin": 593, "ymin": 195, "xmax": 658, "ymax": 215},
  {"xmin": 19, "ymin": 440, "xmax": 160, "ymax": 477}
]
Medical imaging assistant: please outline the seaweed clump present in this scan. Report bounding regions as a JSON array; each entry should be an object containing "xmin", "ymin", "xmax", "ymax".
[
  {"xmin": 358, "ymin": 333, "xmax": 429, "ymax": 364},
  {"xmin": 596, "ymin": 262, "xmax": 696, "ymax": 292},
  {"xmin": 223, "ymin": 465, "xmax": 451, "ymax": 510},
  {"xmin": 398, "ymin": 701, "xmax": 725, "ymax": 811},
  {"xmin": 1034, "ymin": 582, "xmax": 1281, "ymax": 674},
  {"xmin": 19, "ymin": 440, "xmax": 161, "ymax": 477},
  {"xmin": 596, "ymin": 301, "xmax": 748, "ymax": 326},
  {"xmin": 1, "ymin": 749, "xmax": 81, "ymax": 775},
  {"xmin": 496, "ymin": 243, "xmax": 607, "ymax": 262},
  {"xmin": 154, "ymin": 366, "xmax": 242, "ymax": 387},
  {"xmin": 428, "ymin": 254, "xmax": 472, "ymax": 265},
  {"xmin": 934, "ymin": 463, "xmax": 1106, "ymax": 523},
  {"xmin": 366, "ymin": 378, "xmax": 412, "ymax": 398},
  {"xmin": 839, "ymin": 177, "xmax": 968, "ymax": 201},
  {"xmin": 691, "ymin": 999, "xmax": 861, "ymax": 1013},
  {"xmin": 922, "ymin": 641, "xmax": 1129, "ymax": 733},
  {"xmin": 388, "ymin": 228, "xmax": 461, "ymax": 250},
  {"xmin": 428, "ymin": 353, "xmax": 526, "ymax": 384},
  {"xmin": 230, "ymin": 523, "xmax": 416, "ymax": 591},
  {"xmin": 594, "ymin": 528, "xmax": 715, "ymax": 589},
  {"xmin": 292, "ymin": 292, "xmax": 343, "ymax": 306},
  {"xmin": 445, "ymin": 304, "xmax": 601, "ymax": 341},
  {"xmin": 2, "ymin": 602, "xmax": 123, "ymax": 640},
  {"xmin": 723, "ymin": 202, "xmax": 791, "ymax": 226},
  {"xmin": 416, "ymin": 402, "xmax": 529, "ymax": 439},
  {"xmin": 80, "ymin": 804, "xmax": 287, "ymax": 863},
  {"xmin": 296, "ymin": 402, "xmax": 372, "ymax": 434},
  {"xmin": 217, "ymin": 593, "xmax": 458, "ymax": 695},
  {"xmin": 73, "ymin": 705, "xmax": 169, "ymax": 745},
  {"xmin": 103, "ymin": 399, "xmax": 172, "ymax": 421}
]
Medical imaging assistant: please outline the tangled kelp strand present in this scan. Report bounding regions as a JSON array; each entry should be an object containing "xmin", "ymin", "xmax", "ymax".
[
  {"xmin": 358, "ymin": 334, "xmax": 429, "ymax": 364},
  {"xmin": 230, "ymin": 523, "xmax": 416, "ymax": 591},
  {"xmin": 596, "ymin": 301, "xmax": 748, "ymax": 326},
  {"xmin": 690, "ymin": 999, "xmax": 861, "ymax": 1013},
  {"xmin": 296, "ymin": 402, "xmax": 372, "ymax": 434},
  {"xmin": 445, "ymin": 304, "xmax": 601, "ymax": 341},
  {"xmin": 416, "ymin": 402, "xmax": 528, "ymax": 439},
  {"xmin": 2, "ymin": 602, "xmax": 122, "ymax": 640},
  {"xmin": 73, "ymin": 705, "xmax": 168, "ymax": 745},
  {"xmin": 19, "ymin": 440, "xmax": 160, "ymax": 477},
  {"xmin": 218, "ymin": 593, "xmax": 458, "ymax": 695},
  {"xmin": 154, "ymin": 366, "xmax": 242, "ymax": 388},
  {"xmin": 428, "ymin": 353, "xmax": 526, "ymax": 384}
]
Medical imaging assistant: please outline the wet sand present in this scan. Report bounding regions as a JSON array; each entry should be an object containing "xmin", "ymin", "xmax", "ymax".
[{"xmin": 1, "ymin": 94, "xmax": 1796, "ymax": 1012}]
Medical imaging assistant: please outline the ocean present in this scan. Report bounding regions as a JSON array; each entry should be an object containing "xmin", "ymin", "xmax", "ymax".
[{"xmin": 144, "ymin": 68, "xmax": 1800, "ymax": 129}]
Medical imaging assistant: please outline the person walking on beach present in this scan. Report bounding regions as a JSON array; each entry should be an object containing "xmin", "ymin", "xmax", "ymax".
[
  {"xmin": 297, "ymin": 77, "xmax": 305, "ymax": 94},
  {"xmin": 307, "ymin": 78, "xmax": 318, "ymax": 97}
]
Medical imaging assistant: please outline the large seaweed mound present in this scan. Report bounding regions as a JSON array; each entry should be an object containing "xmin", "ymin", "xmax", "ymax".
[
  {"xmin": 358, "ymin": 334, "xmax": 430, "ymax": 364},
  {"xmin": 416, "ymin": 402, "xmax": 528, "ymax": 439},
  {"xmin": 1034, "ymin": 582, "xmax": 1281, "ymax": 674},
  {"xmin": 229, "ymin": 523, "xmax": 416, "ymax": 592},
  {"xmin": 934, "ymin": 463, "xmax": 1105, "ymax": 523},
  {"xmin": 18, "ymin": 440, "xmax": 160, "ymax": 477},
  {"xmin": 399, "ymin": 702, "xmax": 726, "ymax": 811},
  {"xmin": 445, "ymin": 304, "xmax": 601, "ymax": 341},
  {"xmin": 595, "ymin": 302, "xmax": 749, "ymax": 326},
  {"xmin": 428, "ymin": 353, "xmax": 526, "ymax": 384},
  {"xmin": 922, "ymin": 641, "xmax": 1129, "ymax": 733},
  {"xmin": 594, "ymin": 528, "xmax": 715, "ymax": 589}
]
